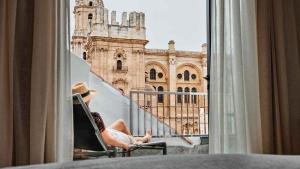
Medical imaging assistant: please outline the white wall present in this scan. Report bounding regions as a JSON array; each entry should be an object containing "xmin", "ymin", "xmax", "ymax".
[{"xmin": 71, "ymin": 53, "xmax": 170, "ymax": 137}]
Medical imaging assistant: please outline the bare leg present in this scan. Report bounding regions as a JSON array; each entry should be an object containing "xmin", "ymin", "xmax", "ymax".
[
  {"xmin": 109, "ymin": 120, "xmax": 152, "ymax": 144},
  {"xmin": 108, "ymin": 119, "xmax": 131, "ymax": 135}
]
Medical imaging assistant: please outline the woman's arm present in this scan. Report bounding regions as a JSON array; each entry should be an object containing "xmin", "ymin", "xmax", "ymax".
[{"xmin": 101, "ymin": 129, "xmax": 129, "ymax": 150}]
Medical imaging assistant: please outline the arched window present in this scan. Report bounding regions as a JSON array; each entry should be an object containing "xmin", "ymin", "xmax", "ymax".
[
  {"xmin": 83, "ymin": 52, "xmax": 87, "ymax": 60},
  {"xmin": 117, "ymin": 60, "xmax": 122, "ymax": 70},
  {"xmin": 89, "ymin": 1, "xmax": 93, "ymax": 6},
  {"xmin": 192, "ymin": 87, "xmax": 197, "ymax": 104},
  {"xmin": 150, "ymin": 69, "xmax": 156, "ymax": 80},
  {"xmin": 184, "ymin": 87, "xmax": 190, "ymax": 103},
  {"xmin": 88, "ymin": 13, "xmax": 93, "ymax": 32},
  {"xmin": 177, "ymin": 87, "xmax": 183, "ymax": 103},
  {"xmin": 184, "ymin": 70, "xmax": 190, "ymax": 81},
  {"xmin": 88, "ymin": 13, "xmax": 93, "ymax": 20},
  {"xmin": 157, "ymin": 86, "xmax": 164, "ymax": 103}
]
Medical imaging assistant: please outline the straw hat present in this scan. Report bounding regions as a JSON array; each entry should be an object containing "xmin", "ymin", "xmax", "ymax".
[{"xmin": 72, "ymin": 82, "xmax": 96, "ymax": 103}]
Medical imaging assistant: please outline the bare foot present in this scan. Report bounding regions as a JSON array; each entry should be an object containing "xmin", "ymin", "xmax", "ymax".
[
  {"xmin": 133, "ymin": 130, "xmax": 152, "ymax": 144},
  {"xmin": 135, "ymin": 141, "xmax": 143, "ymax": 145},
  {"xmin": 144, "ymin": 130, "xmax": 152, "ymax": 143}
]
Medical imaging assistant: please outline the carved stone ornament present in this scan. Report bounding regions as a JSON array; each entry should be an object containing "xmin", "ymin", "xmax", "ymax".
[
  {"xmin": 112, "ymin": 78, "xmax": 128, "ymax": 85},
  {"xmin": 114, "ymin": 48, "xmax": 127, "ymax": 59},
  {"xmin": 169, "ymin": 58, "xmax": 177, "ymax": 65}
]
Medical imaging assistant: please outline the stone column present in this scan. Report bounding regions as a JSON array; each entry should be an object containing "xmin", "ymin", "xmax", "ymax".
[
  {"xmin": 103, "ymin": 48, "xmax": 109, "ymax": 80},
  {"xmin": 91, "ymin": 44, "xmax": 99, "ymax": 74},
  {"xmin": 104, "ymin": 9, "xmax": 109, "ymax": 25},
  {"xmin": 133, "ymin": 51, "xmax": 139, "ymax": 89},
  {"xmin": 99, "ymin": 48, "xmax": 104, "ymax": 76},
  {"xmin": 140, "ymin": 50, "xmax": 145, "ymax": 89},
  {"xmin": 122, "ymin": 12, "xmax": 128, "ymax": 26},
  {"xmin": 129, "ymin": 12, "xmax": 137, "ymax": 27},
  {"xmin": 75, "ymin": 13, "xmax": 78, "ymax": 31},
  {"xmin": 134, "ymin": 50, "xmax": 145, "ymax": 90},
  {"xmin": 201, "ymin": 44, "xmax": 208, "ymax": 93},
  {"xmin": 95, "ymin": 45, "xmax": 100, "ymax": 74},
  {"xmin": 168, "ymin": 40, "xmax": 177, "ymax": 108},
  {"xmin": 111, "ymin": 11, "xmax": 117, "ymax": 25},
  {"xmin": 140, "ymin": 12, "xmax": 145, "ymax": 27},
  {"xmin": 201, "ymin": 58, "xmax": 207, "ymax": 93},
  {"xmin": 92, "ymin": 8, "xmax": 101, "ymax": 36}
]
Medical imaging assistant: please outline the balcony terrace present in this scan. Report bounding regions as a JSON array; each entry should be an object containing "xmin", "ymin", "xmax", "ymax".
[{"xmin": 71, "ymin": 53, "xmax": 209, "ymax": 157}]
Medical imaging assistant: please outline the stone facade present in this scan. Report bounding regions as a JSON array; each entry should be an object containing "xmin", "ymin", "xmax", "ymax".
[
  {"xmin": 71, "ymin": 0, "xmax": 207, "ymax": 95},
  {"xmin": 71, "ymin": 0, "xmax": 208, "ymax": 134}
]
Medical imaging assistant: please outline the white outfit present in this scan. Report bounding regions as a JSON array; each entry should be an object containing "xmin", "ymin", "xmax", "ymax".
[{"xmin": 107, "ymin": 128, "xmax": 135, "ymax": 144}]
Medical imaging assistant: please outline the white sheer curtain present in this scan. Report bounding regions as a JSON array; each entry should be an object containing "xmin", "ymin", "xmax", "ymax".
[
  {"xmin": 56, "ymin": 0, "xmax": 74, "ymax": 162},
  {"xmin": 209, "ymin": 0, "xmax": 263, "ymax": 153}
]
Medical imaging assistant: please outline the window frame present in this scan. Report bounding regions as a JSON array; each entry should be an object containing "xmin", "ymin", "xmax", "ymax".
[
  {"xmin": 88, "ymin": 13, "xmax": 93, "ymax": 20},
  {"xmin": 83, "ymin": 52, "xmax": 87, "ymax": 60},
  {"xmin": 184, "ymin": 70, "xmax": 190, "ymax": 81},
  {"xmin": 192, "ymin": 87, "xmax": 197, "ymax": 104},
  {"xmin": 117, "ymin": 60, "xmax": 122, "ymax": 70},
  {"xmin": 157, "ymin": 86, "xmax": 164, "ymax": 103},
  {"xmin": 177, "ymin": 87, "xmax": 183, "ymax": 103},
  {"xmin": 150, "ymin": 68, "xmax": 157, "ymax": 80},
  {"xmin": 184, "ymin": 87, "xmax": 190, "ymax": 103}
]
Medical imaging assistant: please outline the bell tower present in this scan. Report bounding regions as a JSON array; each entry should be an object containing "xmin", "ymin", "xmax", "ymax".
[{"xmin": 71, "ymin": 0, "xmax": 104, "ymax": 57}]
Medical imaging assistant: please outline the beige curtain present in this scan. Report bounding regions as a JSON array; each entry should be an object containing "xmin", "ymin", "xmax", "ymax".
[
  {"xmin": 257, "ymin": 0, "xmax": 300, "ymax": 154},
  {"xmin": 0, "ymin": 0, "xmax": 16, "ymax": 166},
  {"xmin": 0, "ymin": 0, "xmax": 73, "ymax": 167}
]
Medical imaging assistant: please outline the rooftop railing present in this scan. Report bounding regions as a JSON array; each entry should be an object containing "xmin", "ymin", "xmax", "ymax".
[{"xmin": 129, "ymin": 91, "xmax": 208, "ymax": 139}]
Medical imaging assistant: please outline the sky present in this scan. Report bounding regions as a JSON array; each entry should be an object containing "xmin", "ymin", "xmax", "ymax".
[{"xmin": 70, "ymin": 0, "xmax": 207, "ymax": 51}]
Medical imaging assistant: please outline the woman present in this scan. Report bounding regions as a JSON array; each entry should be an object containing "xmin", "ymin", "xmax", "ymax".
[{"xmin": 72, "ymin": 83, "xmax": 152, "ymax": 150}]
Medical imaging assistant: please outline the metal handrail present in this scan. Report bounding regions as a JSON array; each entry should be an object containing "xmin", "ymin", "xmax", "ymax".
[
  {"xmin": 129, "ymin": 91, "xmax": 209, "ymax": 139},
  {"xmin": 130, "ymin": 90, "xmax": 208, "ymax": 96}
]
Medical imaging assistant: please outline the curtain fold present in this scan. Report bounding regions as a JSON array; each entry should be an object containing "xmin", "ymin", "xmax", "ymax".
[
  {"xmin": 0, "ymin": 0, "xmax": 73, "ymax": 167},
  {"xmin": 209, "ymin": 0, "xmax": 263, "ymax": 154},
  {"xmin": 0, "ymin": 0, "xmax": 17, "ymax": 166},
  {"xmin": 257, "ymin": 0, "xmax": 300, "ymax": 154}
]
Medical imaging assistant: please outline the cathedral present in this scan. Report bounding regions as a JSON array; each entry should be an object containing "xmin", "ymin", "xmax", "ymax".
[{"xmin": 71, "ymin": 0, "xmax": 207, "ymax": 96}]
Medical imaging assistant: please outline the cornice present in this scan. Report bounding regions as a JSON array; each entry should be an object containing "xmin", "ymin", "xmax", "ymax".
[{"xmin": 89, "ymin": 36, "xmax": 149, "ymax": 45}]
